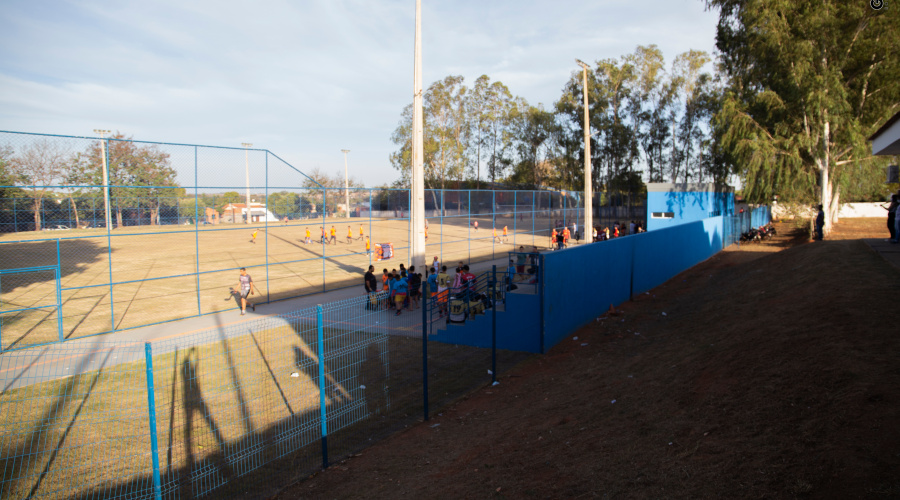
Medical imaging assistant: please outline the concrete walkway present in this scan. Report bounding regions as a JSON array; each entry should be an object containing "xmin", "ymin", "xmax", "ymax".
[
  {"xmin": 864, "ymin": 238, "xmax": 900, "ymax": 270},
  {"xmin": 0, "ymin": 250, "xmax": 542, "ymax": 390}
]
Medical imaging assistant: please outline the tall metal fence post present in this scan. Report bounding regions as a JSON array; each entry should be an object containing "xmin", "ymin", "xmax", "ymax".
[
  {"xmin": 56, "ymin": 239, "xmax": 63, "ymax": 341},
  {"xmin": 264, "ymin": 152, "xmax": 271, "ymax": 303},
  {"xmin": 316, "ymin": 304, "xmax": 329, "ymax": 469},
  {"xmin": 539, "ymin": 253, "xmax": 545, "ymax": 354},
  {"xmin": 143, "ymin": 342, "xmax": 163, "ymax": 500},
  {"xmin": 194, "ymin": 146, "xmax": 202, "ymax": 316},
  {"xmin": 491, "ymin": 265, "xmax": 497, "ymax": 385},
  {"xmin": 422, "ymin": 281, "xmax": 429, "ymax": 421}
]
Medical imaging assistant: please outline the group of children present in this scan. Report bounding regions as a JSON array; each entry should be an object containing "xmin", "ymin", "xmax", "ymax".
[{"xmin": 379, "ymin": 264, "xmax": 423, "ymax": 315}]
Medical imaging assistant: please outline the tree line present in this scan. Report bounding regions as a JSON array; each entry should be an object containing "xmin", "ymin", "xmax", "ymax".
[
  {"xmin": 390, "ymin": 46, "xmax": 729, "ymax": 196},
  {"xmin": 391, "ymin": 2, "xmax": 899, "ymax": 233}
]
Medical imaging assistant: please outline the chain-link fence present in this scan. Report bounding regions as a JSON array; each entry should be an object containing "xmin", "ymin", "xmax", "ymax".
[
  {"xmin": 0, "ymin": 290, "xmax": 532, "ymax": 499},
  {"xmin": 0, "ymin": 130, "xmax": 608, "ymax": 351}
]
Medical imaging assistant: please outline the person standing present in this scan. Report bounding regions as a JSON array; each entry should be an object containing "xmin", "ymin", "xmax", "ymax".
[
  {"xmin": 364, "ymin": 265, "xmax": 378, "ymax": 310},
  {"xmin": 431, "ymin": 256, "xmax": 440, "ymax": 274},
  {"xmin": 393, "ymin": 272, "xmax": 408, "ymax": 315},
  {"xmin": 320, "ymin": 227, "xmax": 327, "ymax": 244},
  {"xmin": 359, "ymin": 224, "xmax": 365, "ymax": 241},
  {"xmin": 502, "ymin": 225, "xmax": 509, "ymax": 243},
  {"xmin": 884, "ymin": 194, "xmax": 898, "ymax": 243},
  {"xmin": 408, "ymin": 266, "xmax": 421, "ymax": 309},
  {"xmin": 329, "ymin": 225, "xmax": 337, "ymax": 245},
  {"xmin": 366, "ymin": 236, "xmax": 372, "ymax": 256},
  {"xmin": 305, "ymin": 227, "xmax": 311, "ymax": 244},
  {"xmin": 250, "ymin": 229, "xmax": 258, "ymax": 244},
  {"xmin": 232, "ymin": 267, "xmax": 259, "ymax": 315},
  {"xmin": 516, "ymin": 247, "xmax": 526, "ymax": 275},
  {"xmin": 815, "ymin": 205, "xmax": 825, "ymax": 241},
  {"xmin": 437, "ymin": 265, "xmax": 450, "ymax": 317}
]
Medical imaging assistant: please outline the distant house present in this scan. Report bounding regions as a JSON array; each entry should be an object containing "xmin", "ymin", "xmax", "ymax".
[{"xmin": 220, "ymin": 202, "xmax": 280, "ymax": 223}]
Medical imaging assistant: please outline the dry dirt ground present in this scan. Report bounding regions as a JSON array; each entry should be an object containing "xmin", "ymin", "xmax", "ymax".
[{"xmin": 272, "ymin": 218, "xmax": 900, "ymax": 499}]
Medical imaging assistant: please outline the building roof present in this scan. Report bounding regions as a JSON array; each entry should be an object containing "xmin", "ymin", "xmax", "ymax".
[{"xmin": 869, "ymin": 110, "xmax": 900, "ymax": 156}]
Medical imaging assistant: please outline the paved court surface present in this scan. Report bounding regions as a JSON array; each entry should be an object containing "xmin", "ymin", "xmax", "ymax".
[{"xmin": 0, "ymin": 251, "xmax": 542, "ymax": 391}]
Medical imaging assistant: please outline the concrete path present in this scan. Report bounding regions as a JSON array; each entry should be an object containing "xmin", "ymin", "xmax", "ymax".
[
  {"xmin": 0, "ymin": 251, "xmax": 541, "ymax": 390},
  {"xmin": 865, "ymin": 238, "xmax": 900, "ymax": 270}
]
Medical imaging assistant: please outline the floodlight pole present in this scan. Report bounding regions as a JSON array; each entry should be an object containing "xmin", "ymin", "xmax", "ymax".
[
  {"xmin": 576, "ymin": 59, "xmax": 593, "ymax": 241},
  {"xmin": 243, "ymin": 143, "xmax": 252, "ymax": 223},
  {"xmin": 94, "ymin": 129, "xmax": 112, "ymax": 230},
  {"xmin": 342, "ymin": 149, "xmax": 351, "ymax": 218},
  {"xmin": 410, "ymin": 0, "xmax": 426, "ymax": 268}
]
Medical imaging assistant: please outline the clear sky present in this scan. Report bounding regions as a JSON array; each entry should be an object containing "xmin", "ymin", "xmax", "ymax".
[{"xmin": 0, "ymin": 0, "xmax": 720, "ymax": 188}]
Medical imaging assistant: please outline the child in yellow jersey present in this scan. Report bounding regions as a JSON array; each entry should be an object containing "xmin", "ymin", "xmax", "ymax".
[
  {"xmin": 305, "ymin": 227, "xmax": 311, "ymax": 244},
  {"xmin": 250, "ymin": 229, "xmax": 258, "ymax": 244},
  {"xmin": 502, "ymin": 225, "xmax": 509, "ymax": 243},
  {"xmin": 359, "ymin": 225, "xmax": 364, "ymax": 241},
  {"xmin": 347, "ymin": 226, "xmax": 353, "ymax": 244},
  {"xmin": 329, "ymin": 226, "xmax": 337, "ymax": 244}
]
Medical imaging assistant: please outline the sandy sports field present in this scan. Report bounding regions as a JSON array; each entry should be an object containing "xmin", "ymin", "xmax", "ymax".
[{"xmin": 0, "ymin": 211, "xmax": 571, "ymax": 350}]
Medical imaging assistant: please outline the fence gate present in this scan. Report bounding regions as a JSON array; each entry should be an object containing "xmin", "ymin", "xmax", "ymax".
[{"xmin": 0, "ymin": 265, "xmax": 63, "ymax": 352}]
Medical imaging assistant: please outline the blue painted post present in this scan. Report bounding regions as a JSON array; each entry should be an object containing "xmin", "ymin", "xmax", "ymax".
[
  {"xmin": 440, "ymin": 190, "xmax": 444, "ymax": 264},
  {"xmin": 265, "ymin": 152, "xmax": 270, "ymax": 304},
  {"xmin": 56, "ymin": 239, "xmax": 63, "ymax": 342},
  {"xmin": 194, "ymin": 146, "xmax": 201, "ymax": 316},
  {"xmin": 144, "ymin": 342, "xmax": 163, "ymax": 500},
  {"xmin": 513, "ymin": 191, "xmax": 517, "ymax": 248},
  {"xmin": 422, "ymin": 281, "xmax": 429, "ymax": 421},
  {"xmin": 467, "ymin": 191, "xmax": 471, "ymax": 262},
  {"xmin": 322, "ymin": 189, "xmax": 326, "ymax": 293},
  {"xmin": 106, "ymin": 140, "xmax": 115, "ymax": 333},
  {"xmin": 491, "ymin": 190, "xmax": 495, "ymax": 260},
  {"xmin": 13, "ymin": 198, "xmax": 16, "ymax": 233},
  {"xmin": 491, "ymin": 265, "xmax": 497, "ymax": 384},
  {"xmin": 538, "ymin": 253, "xmax": 545, "ymax": 354},
  {"xmin": 315, "ymin": 305, "xmax": 329, "ymax": 469},
  {"xmin": 368, "ymin": 190, "xmax": 373, "ymax": 267}
]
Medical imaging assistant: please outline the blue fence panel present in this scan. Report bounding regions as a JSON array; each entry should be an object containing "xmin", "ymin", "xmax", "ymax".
[{"xmin": 0, "ymin": 341, "xmax": 154, "ymax": 499}]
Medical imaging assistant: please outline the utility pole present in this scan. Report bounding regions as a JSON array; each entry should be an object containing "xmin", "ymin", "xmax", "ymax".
[
  {"xmin": 94, "ymin": 129, "xmax": 112, "ymax": 230},
  {"xmin": 575, "ymin": 59, "xmax": 593, "ymax": 240},
  {"xmin": 410, "ymin": 0, "xmax": 426, "ymax": 267},
  {"xmin": 242, "ymin": 143, "xmax": 252, "ymax": 223},
  {"xmin": 342, "ymin": 149, "xmax": 351, "ymax": 218}
]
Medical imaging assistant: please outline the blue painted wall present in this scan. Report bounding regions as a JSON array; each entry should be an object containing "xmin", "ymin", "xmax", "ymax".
[
  {"xmin": 542, "ymin": 216, "xmax": 725, "ymax": 352},
  {"xmin": 646, "ymin": 185, "xmax": 734, "ymax": 231},
  {"xmin": 430, "ymin": 216, "xmax": 729, "ymax": 355},
  {"xmin": 429, "ymin": 292, "xmax": 542, "ymax": 353}
]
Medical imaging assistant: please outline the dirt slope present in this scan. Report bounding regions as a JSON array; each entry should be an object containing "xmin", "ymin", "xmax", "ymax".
[{"xmin": 274, "ymin": 220, "xmax": 900, "ymax": 499}]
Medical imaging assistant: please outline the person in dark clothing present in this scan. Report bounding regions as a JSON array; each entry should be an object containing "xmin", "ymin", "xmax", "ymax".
[
  {"xmin": 364, "ymin": 265, "xmax": 378, "ymax": 309},
  {"xmin": 815, "ymin": 205, "xmax": 825, "ymax": 241}
]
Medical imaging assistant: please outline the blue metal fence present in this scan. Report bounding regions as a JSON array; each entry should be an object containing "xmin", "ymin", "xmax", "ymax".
[
  {"xmin": 1, "ymin": 210, "xmax": 768, "ymax": 498},
  {"xmin": 0, "ymin": 130, "xmax": 595, "ymax": 353},
  {"xmin": 0, "ymin": 288, "xmax": 527, "ymax": 499}
]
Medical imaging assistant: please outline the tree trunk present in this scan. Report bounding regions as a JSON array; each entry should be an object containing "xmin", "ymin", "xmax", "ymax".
[
  {"xmin": 33, "ymin": 198, "xmax": 42, "ymax": 231},
  {"xmin": 820, "ymin": 118, "xmax": 832, "ymax": 235},
  {"xmin": 150, "ymin": 206, "xmax": 159, "ymax": 226},
  {"xmin": 70, "ymin": 197, "xmax": 80, "ymax": 228},
  {"xmin": 116, "ymin": 208, "xmax": 123, "ymax": 228}
]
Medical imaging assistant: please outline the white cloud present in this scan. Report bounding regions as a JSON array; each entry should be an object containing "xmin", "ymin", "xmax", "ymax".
[{"xmin": 0, "ymin": 0, "xmax": 720, "ymax": 187}]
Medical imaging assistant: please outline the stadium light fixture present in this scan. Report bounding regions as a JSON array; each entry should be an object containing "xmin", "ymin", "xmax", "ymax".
[
  {"xmin": 94, "ymin": 129, "xmax": 113, "ymax": 230},
  {"xmin": 242, "ymin": 143, "xmax": 252, "ymax": 224},
  {"xmin": 575, "ymin": 59, "xmax": 593, "ymax": 239},
  {"xmin": 342, "ymin": 149, "xmax": 351, "ymax": 218}
]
